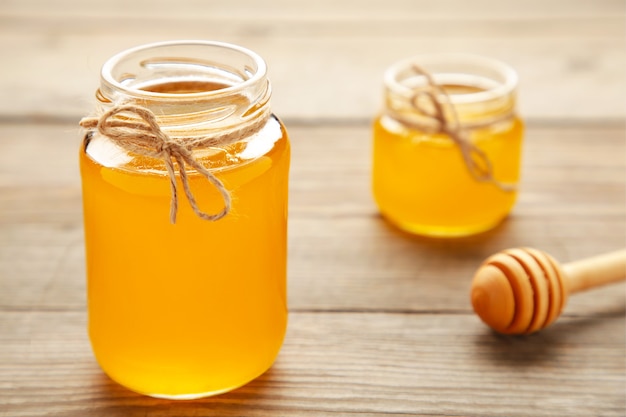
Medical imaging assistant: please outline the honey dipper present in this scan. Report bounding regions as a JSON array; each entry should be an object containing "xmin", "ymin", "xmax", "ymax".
[{"xmin": 470, "ymin": 248, "xmax": 626, "ymax": 335}]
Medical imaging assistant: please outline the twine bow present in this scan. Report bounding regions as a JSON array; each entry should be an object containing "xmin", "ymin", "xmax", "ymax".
[
  {"xmin": 80, "ymin": 105, "xmax": 234, "ymax": 223},
  {"xmin": 407, "ymin": 65, "xmax": 516, "ymax": 192}
]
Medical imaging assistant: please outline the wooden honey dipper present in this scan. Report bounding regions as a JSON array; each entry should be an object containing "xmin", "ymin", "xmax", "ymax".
[{"xmin": 470, "ymin": 248, "xmax": 626, "ymax": 335}]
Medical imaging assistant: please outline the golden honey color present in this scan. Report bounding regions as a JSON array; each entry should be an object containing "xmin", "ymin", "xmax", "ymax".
[
  {"xmin": 372, "ymin": 115, "xmax": 523, "ymax": 236},
  {"xmin": 79, "ymin": 41, "xmax": 290, "ymax": 398},
  {"xmin": 80, "ymin": 116, "xmax": 290, "ymax": 398},
  {"xmin": 372, "ymin": 55, "xmax": 524, "ymax": 237}
]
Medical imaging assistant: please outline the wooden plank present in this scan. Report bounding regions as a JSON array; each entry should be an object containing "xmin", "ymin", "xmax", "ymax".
[
  {"xmin": 0, "ymin": 123, "xmax": 624, "ymax": 315},
  {"xmin": 1, "ymin": 196, "xmax": 624, "ymax": 314},
  {"xmin": 0, "ymin": 1, "xmax": 623, "ymax": 121},
  {"xmin": 2, "ymin": 0, "xmax": 624, "ymax": 19},
  {"xmin": 1, "ymin": 311, "xmax": 624, "ymax": 417},
  {"xmin": 2, "ymin": 12, "xmax": 623, "ymax": 37},
  {"xmin": 1, "ymin": 123, "xmax": 624, "ymax": 193}
]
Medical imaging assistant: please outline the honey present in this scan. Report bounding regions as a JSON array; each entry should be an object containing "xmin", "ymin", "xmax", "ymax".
[
  {"xmin": 372, "ymin": 55, "xmax": 524, "ymax": 237},
  {"xmin": 141, "ymin": 80, "xmax": 228, "ymax": 94},
  {"xmin": 79, "ymin": 41, "xmax": 290, "ymax": 399}
]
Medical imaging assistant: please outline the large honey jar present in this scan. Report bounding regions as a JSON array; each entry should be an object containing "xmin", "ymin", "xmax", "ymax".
[{"xmin": 79, "ymin": 41, "xmax": 290, "ymax": 399}]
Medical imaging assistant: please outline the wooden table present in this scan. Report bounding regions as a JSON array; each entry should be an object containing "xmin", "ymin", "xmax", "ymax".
[{"xmin": 1, "ymin": 1, "xmax": 624, "ymax": 416}]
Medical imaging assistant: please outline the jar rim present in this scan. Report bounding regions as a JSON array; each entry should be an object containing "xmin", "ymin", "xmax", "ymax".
[
  {"xmin": 383, "ymin": 53, "xmax": 518, "ymax": 105},
  {"xmin": 100, "ymin": 40, "xmax": 268, "ymax": 101}
]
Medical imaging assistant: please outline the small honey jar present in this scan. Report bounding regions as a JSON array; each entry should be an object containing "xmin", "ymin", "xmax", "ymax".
[{"xmin": 372, "ymin": 54, "xmax": 524, "ymax": 237}]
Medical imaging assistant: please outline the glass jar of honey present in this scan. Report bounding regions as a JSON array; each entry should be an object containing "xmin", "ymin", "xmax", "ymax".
[
  {"xmin": 372, "ymin": 54, "xmax": 524, "ymax": 237},
  {"xmin": 79, "ymin": 41, "xmax": 290, "ymax": 399}
]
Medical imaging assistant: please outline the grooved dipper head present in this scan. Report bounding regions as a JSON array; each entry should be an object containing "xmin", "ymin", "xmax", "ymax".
[{"xmin": 470, "ymin": 248, "xmax": 567, "ymax": 335}]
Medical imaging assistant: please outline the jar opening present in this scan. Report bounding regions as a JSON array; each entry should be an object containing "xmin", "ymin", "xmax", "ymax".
[
  {"xmin": 99, "ymin": 40, "xmax": 268, "ymax": 103},
  {"xmin": 93, "ymin": 40, "xmax": 272, "ymax": 135},
  {"xmin": 384, "ymin": 54, "xmax": 518, "ymax": 105}
]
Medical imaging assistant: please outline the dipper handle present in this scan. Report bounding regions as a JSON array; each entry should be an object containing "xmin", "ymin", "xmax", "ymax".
[{"xmin": 563, "ymin": 249, "xmax": 626, "ymax": 294}]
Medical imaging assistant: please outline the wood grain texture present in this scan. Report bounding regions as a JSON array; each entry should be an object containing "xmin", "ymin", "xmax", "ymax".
[
  {"xmin": 0, "ymin": 1, "xmax": 624, "ymax": 121},
  {"xmin": 0, "ymin": 123, "xmax": 623, "ymax": 416},
  {"xmin": 1, "ymin": 311, "xmax": 624, "ymax": 417},
  {"xmin": 0, "ymin": 123, "xmax": 624, "ymax": 314},
  {"xmin": 1, "ymin": 1, "xmax": 625, "ymax": 416}
]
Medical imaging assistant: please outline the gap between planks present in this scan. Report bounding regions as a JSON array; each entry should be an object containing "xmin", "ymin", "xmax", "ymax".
[
  {"xmin": 1, "ymin": 305, "xmax": 623, "ymax": 320},
  {"xmin": 0, "ymin": 114, "xmax": 624, "ymax": 129}
]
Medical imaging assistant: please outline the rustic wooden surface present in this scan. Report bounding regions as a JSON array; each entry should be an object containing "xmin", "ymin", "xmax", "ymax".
[{"xmin": 1, "ymin": 1, "xmax": 625, "ymax": 416}]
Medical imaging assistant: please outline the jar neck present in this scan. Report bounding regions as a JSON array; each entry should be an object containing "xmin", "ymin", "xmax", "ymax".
[
  {"xmin": 382, "ymin": 54, "xmax": 518, "ymax": 129},
  {"xmin": 95, "ymin": 40, "xmax": 271, "ymax": 138}
]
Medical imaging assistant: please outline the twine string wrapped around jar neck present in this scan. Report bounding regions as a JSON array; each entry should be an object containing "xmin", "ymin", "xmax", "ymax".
[
  {"xmin": 80, "ymin": 104, "xmax": 270, "ymax": 224},
  {"xmin": 405, "ymin": 65, "xmax": 516, "ymax": 192}
]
